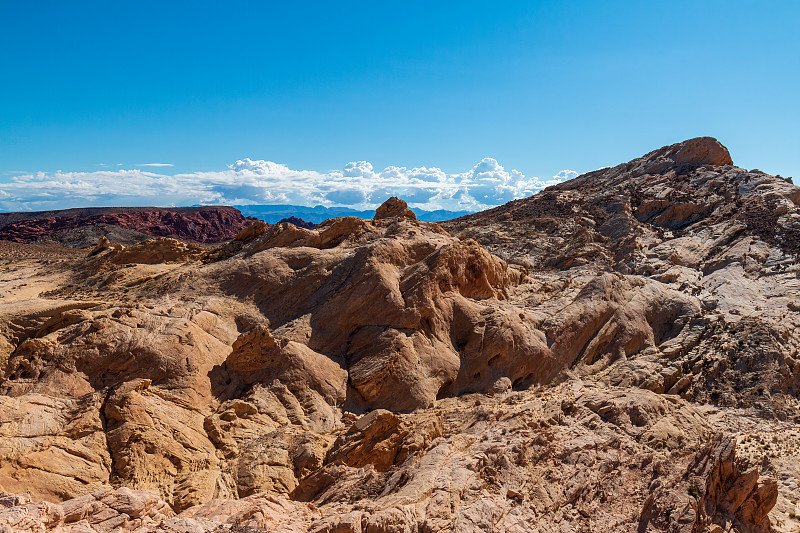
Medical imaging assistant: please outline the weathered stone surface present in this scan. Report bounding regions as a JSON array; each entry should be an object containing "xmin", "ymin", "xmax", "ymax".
[
  {"xmin": 0, "ymin": 137, "xmax": 796, "ymax": 532},
  {"xmin": 373, "ymin": 197, "xmax": 417, "ymax": 221},
  {"xmin": 0, "ymin": 487, "xmax": 173, "ymax": 533},
  {"xmin": 445, "ymin": 136, "xmax": 800, "ymax": 417},
  {"xmin": 105, "ymin": 237, "xmax": 206, "ymax": 264},
  {"xmin": 655, "ymin": 136, "xmax": 734, "ymax": 167},
  {"xmin": 639, "ymin": 436, "xmax": 778, "ymax": 533}
]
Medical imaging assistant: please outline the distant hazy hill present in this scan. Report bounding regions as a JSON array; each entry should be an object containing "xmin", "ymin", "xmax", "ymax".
[{"xmin": 234, "ymin": 204, "xmax": 472, "ymax": 224}]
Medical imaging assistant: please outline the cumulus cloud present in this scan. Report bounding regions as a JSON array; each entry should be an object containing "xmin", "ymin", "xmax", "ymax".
[
  {"xmin": 552, "ymin": 170, "xmax": 579, "ymax": 182},
  {"xmin": 0, "ymin": 158, "xmax": 578, "ymax": 212}
]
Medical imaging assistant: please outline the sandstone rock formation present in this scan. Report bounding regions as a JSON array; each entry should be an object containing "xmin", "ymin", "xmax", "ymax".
[
  {"xmin": 0, "ymin": 206, "xmax": 258, "ymax": 244},
  {"xmin": 277, "ymin": 216, "xmax": 317, "ymax": 229},
  {"xmin": 640, "ymin": 436, "xmax": 778, "ymax": 533},
  {"xmin": 445, "ymin": 136, "xmax": 800, "ymax": 418},
  {"xmin": 0, "ymin": 487, "xmax": 174, "ymax": 533},
  {"xmin": 373, "ymin": 196, "xmax": 417, "ymax": 221},
  {"xmin": 0, "ymin": 137, "xmax": 798, "ymax": 532}
]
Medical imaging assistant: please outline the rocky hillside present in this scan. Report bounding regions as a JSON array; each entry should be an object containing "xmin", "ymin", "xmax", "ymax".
[
  {"xmin": 444, "ymin": 137, "xmax": 800, "ymax": 418},
  {"xmin": 0, "ymin": 206, "xmax": 259, "ymax": 244},
  {"xmin": 0, "ymin": 138, "xmax": 798, "ymax": 532}
]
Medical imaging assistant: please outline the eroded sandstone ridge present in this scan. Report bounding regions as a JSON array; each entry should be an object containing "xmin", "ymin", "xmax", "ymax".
[{"xmin": 1, "ymin": 138, "xmax": 799, "ymax": 532}]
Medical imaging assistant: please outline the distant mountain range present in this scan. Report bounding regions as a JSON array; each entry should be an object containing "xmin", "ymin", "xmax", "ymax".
[
  {"xmin": 0, "ymin": 204, "xmax": 473, "ymax": 246},
  {"xmin": 233, "ymin": 204, "xmax": 473, "ymax": 224}
]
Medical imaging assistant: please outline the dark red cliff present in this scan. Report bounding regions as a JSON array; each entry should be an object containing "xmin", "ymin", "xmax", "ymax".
[{"xmin": 0, "ymin": 206, "xmax": 260, "ymax": 244}]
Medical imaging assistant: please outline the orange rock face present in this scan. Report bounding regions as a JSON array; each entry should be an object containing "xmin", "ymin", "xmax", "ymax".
[
  {"xmin": 653, "ymin": 136, "xmax": 733, "ymax": 166},
  {"xmin": 1, "ymin": 138, "xmax": 798, "ymax": 532},
  {"xmin": 373, "ymin": 196, "xmax": 417, "ymax": 221}
]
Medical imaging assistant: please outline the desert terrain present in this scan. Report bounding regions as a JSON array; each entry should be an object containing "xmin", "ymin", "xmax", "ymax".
[{"xmin": 0, "ymin": 137, "xmax": 798, "ymax": 532}]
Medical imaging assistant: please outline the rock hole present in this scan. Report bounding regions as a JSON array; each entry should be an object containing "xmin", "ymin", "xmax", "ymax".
[
  {"xmin": 512, "ymin": 373, "xmax": 535, "ymax": 391},
  {"xmin": 436, "ymin": 380, "xmax": 453, "ymax": 400}
]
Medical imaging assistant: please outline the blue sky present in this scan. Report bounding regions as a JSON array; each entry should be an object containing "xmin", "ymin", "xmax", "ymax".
[{"xmin": 1, "ymin": 1, "xmax": 798, "ymax": 211}]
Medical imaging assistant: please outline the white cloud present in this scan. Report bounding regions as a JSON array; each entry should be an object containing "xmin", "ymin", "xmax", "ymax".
[
  {"xmin": 0, "ymin": 158, "xmax": 578, "ymax": 212},
  {"xmin": 341, "ymin": 161, "xmax": 376, "ymax": 179},
  {"xmin": 552, "ymin": 169, "xmax": 579, "ymax": 182}
]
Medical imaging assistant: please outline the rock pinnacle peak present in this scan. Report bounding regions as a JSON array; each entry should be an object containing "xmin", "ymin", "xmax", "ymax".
[
  {"xmin": 657, "ymin": 136, "xmax": 733, "ymax": 166},
  {"xmin": 374, "ymin": 196, "xmax": 417, "ymax": 221}
]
